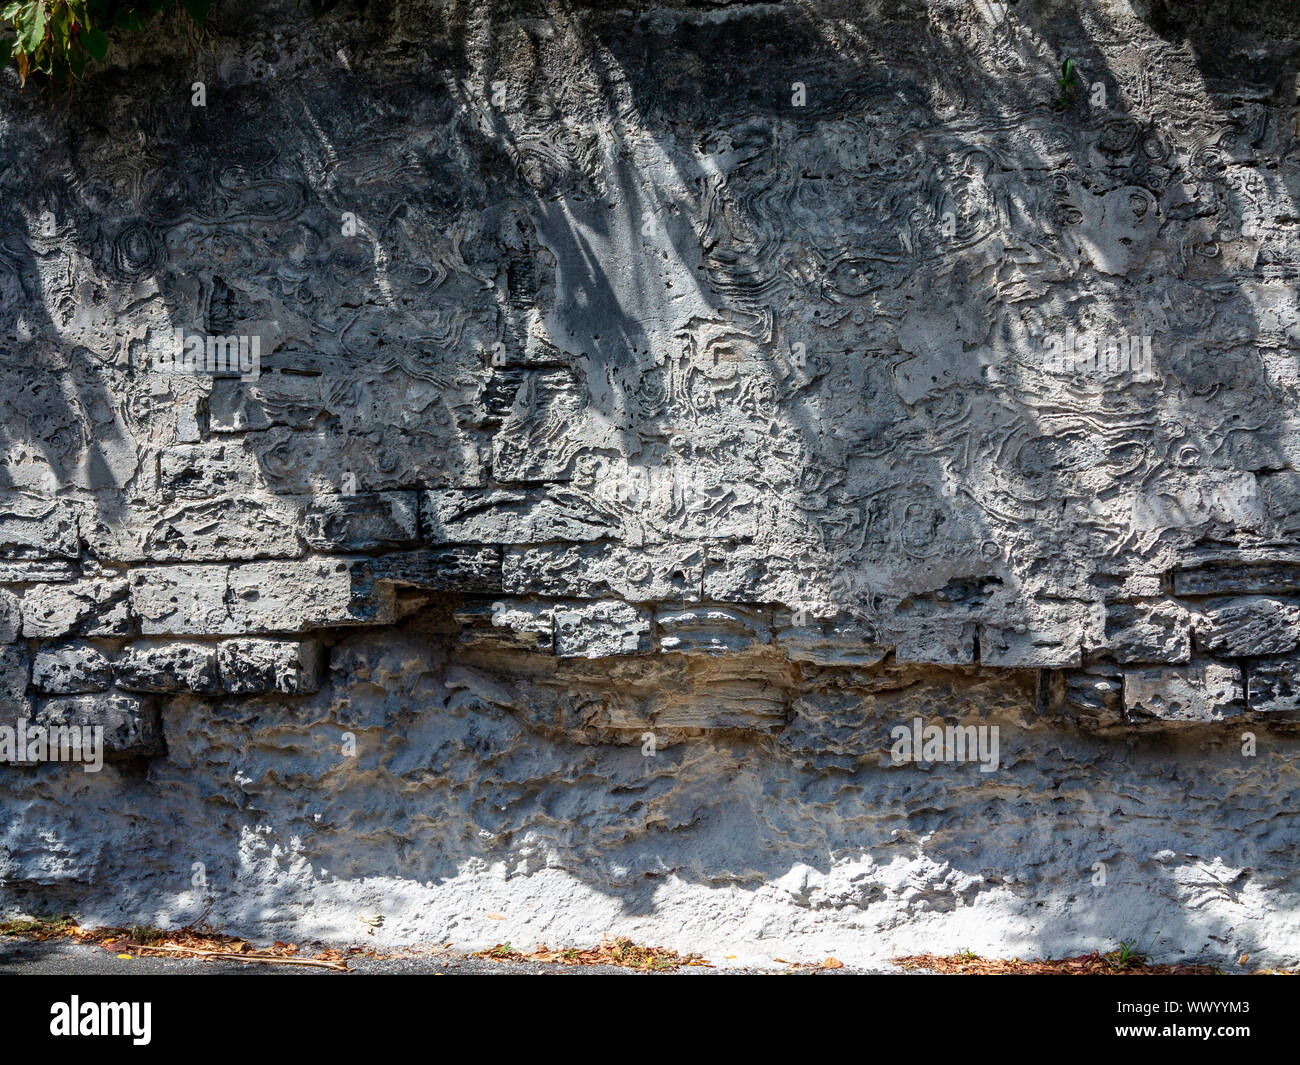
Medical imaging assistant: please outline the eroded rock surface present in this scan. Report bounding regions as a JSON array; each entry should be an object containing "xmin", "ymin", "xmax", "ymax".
[{"xmin": 1, "ymin": 0, "xmax": 1299, "ymax": 966}]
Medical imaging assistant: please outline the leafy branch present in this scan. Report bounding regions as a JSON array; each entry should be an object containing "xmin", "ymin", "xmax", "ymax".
[
  {"xmin": 0, "ymin": 1, "xmax": 212, "ymax": 87},
  {"xmin": 0, "ymin": 0, "xmax": 348, "ymax": 90}
]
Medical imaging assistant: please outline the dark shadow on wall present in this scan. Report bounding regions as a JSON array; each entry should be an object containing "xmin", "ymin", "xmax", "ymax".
[{"xmin": 1, "ymin": 0, "xmax": 1299, "ymax": 960}]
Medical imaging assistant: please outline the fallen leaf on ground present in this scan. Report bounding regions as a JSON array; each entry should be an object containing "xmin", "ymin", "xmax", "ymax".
[
  {"xmin": 473, "ymin": 936, "xmax": 710, "ymax": 972},
  {"xmin": 893, "ymin": 951, "xmax": 1219, "ymax": 975}
]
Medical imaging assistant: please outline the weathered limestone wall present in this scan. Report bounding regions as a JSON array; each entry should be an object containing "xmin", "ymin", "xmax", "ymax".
[{"xmin": 1, "ymin": 0, "xmax": 1298, "ymax": 966}]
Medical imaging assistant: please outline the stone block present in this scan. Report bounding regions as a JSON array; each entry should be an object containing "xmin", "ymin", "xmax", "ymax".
[
  {"xmin": 656, "ymin": 605, "xmax": 770, "ymax": 655},
  {"xmin": 891, "ymin": 619, "xmax": 976, "ymax": 666},
  {"xmin": 0, "ymin": 497, "xmax": 79, "ymax": 559},
  {"xmin": 132, "ymin": 559, "xmax": 397, "ymax": 635},
  {"xmin": 505, "ymin": 544, "xmax": 702, "ymax": 602},
  {"xmin": 305, "ymin": 493, "xmax": 419, "ymax": 552},
  {"xmin": 1258, "ymin": 471, "xmax": 1300, "ymax": 537},
  {"xmin": 1052, "ymin": 666, "xmax": 1124, "ymax": 726},
  {"xmin": 1173, "ymin": 561, "xmax": 1300, "ymax": 597},
  {"xmin": 1246, "ymin": 657, "xmax": 1300, "ymax": 717},
  {"xmin": 160, "ymin": 442, "xmax": 265, "ymax": 499},
  {"xmin": 1123, "ymin": 662, "xmax": 1244, "ymax": 723},
  {"xmin": 88, "ymin": 498, "xmax": 305, "ymax": 563},
  {"xmin": 115, "ymin": 641, "xmax": 220, "ymax": 694},
  {"xmin": 1194, "ymin": 596, "xmax": 1300, "ymax": 657},
  {"xmin": 21, "ymin": 578, "xmax": 134, "ymax": 638},
  {"xmin": 0, "ymin": 561, "xmax": 78, "ymax": 584},
  {"xmin": 774, "ymin": 615, "xmax": 888, "ymax": 667},
  {"xmin": 218, "ymin": 638, "xmax": 324, "ymax": 694},
  {"xmin": 130, "ymin": 565, "xmax": 232, "ymax": 635},
  {"xmin": 453, "ymin": 600, "xmax": 554, "ymax": 651},
  {"xmin": 32, "ymin": 643, "xmax": 113, "ymax": 694},
  {"xmin": 227, "ymin": 560, "xmax": 397, "ymax": 633},
  {"xmin": 421, "ymin": 488, "xmax": 615, "ymax": 545},
  {"xmin": 33, "ymin": 693, "xmax": 161, "ymax": 756},
  {"xmin": 980, "ymin": 612, "xmax": 1086, "ymax": 668},
  {"xmin": 1104, "ymin": 601, "xmax": 1192, "ymax": 664},
  {"xmin": 241, "ymin": 426, "xmax": 483, "ymax": 495},
  {"xmin": 700, "ymin": 547, "xmax": 826, "ymax": 612},
  {"xmin": 370, "ymin": 548, "xmax": 501, "ymax": 594},
  {"xmin": 554, "ymin": 601, "xmax": 651, "ymax": 658}
]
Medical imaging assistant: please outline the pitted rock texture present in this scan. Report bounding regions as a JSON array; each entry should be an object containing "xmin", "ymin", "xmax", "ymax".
[
  {"xmin": 1, "ymin": 0, "xmax": 1300, "ymax": 965},
  {"xmin": 3, "ymin": 623, "xmax": 1298, "ymax": 968}
]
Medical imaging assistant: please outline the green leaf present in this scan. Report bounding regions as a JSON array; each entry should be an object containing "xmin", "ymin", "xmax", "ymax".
[
  {"xmin": 51, "ymin": 5, "xmax": 70, "ymax": 49},
  {"xmin": 18, "ymin": 2, "xmax": 47, "ymax": 54},
  {"xmin": 82, "ymin": 24, "xmax": 106, "ymax": 60},
  {"xmin": 1, "ymin": 2, "xmax": 21, "ymax": 19},
  {"xmin": 182, "ymin": 0, "xmax": 211, "ymax": 24}
]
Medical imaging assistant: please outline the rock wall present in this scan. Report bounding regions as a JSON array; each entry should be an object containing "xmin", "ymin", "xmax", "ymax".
[{"xmin": 1, "ymin": 0, "xmax": 1299, "ymax": 967}]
